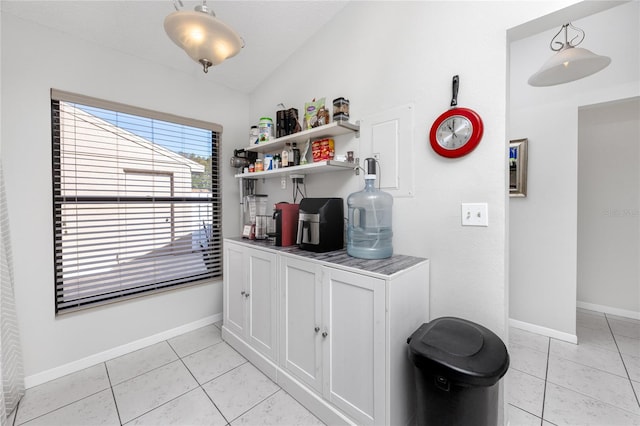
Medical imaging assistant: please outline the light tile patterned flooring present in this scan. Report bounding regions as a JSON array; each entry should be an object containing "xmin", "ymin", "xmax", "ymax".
[
  {"xmin": 6, "ymin": 309, "xmax": 640, "ymax": 425},
  {"xmin": 9, "ymin": 322, "xmax": 323, "ymax": 426},
  {"xmin": 508, "ymin": 308, "xmax": 640, "ymax": 425}
]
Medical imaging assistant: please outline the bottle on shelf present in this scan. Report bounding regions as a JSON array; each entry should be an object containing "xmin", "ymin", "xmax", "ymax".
[
  {"xmin": 292, "ymin": 143, "xmax": 301, "ymax": 166},
  {"xmin": 282, "ymin": 143, "xmax": 290, "ymax": 168},
  {"xmin": 287, "ymin": 143, "xmax": 294, "ymax": 167}
]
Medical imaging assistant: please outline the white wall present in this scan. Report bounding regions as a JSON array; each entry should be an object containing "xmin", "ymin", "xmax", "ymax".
[
  {"xmin": 249, "ymin": 1, "xmax": 577, "ymax": 340},
  {"xmin": 0, "ymin": 0, "xmax": 589, "ymax": 388},
  {"xmin": 0, "ymin": 12, "xmax": 249, "ymax": 380},
  {"xmin": 577, "ymin": 98, "xmax": 640, "ymax": 316},
  {"xmin": 509, "ymin": 1, "xmax": 640, "ymax": 337}
]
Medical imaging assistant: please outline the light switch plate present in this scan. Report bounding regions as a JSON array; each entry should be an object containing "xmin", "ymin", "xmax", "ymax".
[{"xmin": 461, "ymin": 203, "xmax": 488, "ymax": 227}]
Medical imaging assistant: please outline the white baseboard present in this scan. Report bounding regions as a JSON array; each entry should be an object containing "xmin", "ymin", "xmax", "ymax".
[
  {"xmin": 508, "ymin": 318, "xmax": 577, "ymax": 344},
  {"xmin": 577, "ymin": 301, "xmax": 640, "ymax": 320},
  {"xmin": 24, "ymin": 313, "xmax": 221, "ymax": 389}
]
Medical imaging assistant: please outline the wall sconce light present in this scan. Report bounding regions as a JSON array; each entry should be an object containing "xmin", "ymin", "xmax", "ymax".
[
  {"xmin": 528, "ymin": 23, "xmax": 610, "ymax": 87},
  {"xmin": 164, "ymin": 0, "xmax": 244, "ymax": 73}
]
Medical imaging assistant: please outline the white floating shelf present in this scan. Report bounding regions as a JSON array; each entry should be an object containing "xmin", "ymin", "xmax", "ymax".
[
  {"xmin": 234, "ymin": 160, "xmax": 357, "ymax": 179},
  {"xmin": 244, "ymin": 121, "xmax": 359, "ymax": 154}
]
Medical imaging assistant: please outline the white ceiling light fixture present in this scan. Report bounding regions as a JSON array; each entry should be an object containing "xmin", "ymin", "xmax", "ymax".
[
  {"xmin": 528, "ymin": 23, "xmax": 611, "ymax": 87},
  {"xmin": 164, "ymin": 0, "xmax": 244, "ymax": 73}
]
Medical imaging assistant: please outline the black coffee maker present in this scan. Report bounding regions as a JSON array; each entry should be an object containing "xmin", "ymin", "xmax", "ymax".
[{"xmin": 296, "ymin": 198, "xmax": 344, "ymax": 252}]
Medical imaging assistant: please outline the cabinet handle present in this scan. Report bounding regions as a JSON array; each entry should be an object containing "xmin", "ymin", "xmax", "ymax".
[
  {"xmin": 314, "ymin": 327, "xmax": 320, "ymax": 333},
  {"xmin": 322, "ymin": 331, "xmax": 328, "ymax": 338},
  {"xmin": 244, "ymin": 292, "xmax": 250, "ymax": 298}
]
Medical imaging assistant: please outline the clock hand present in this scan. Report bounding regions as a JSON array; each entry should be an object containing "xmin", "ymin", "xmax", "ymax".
[{"xmin": 454, "ymin": 121, "xmax": 467, "ymax": 136}]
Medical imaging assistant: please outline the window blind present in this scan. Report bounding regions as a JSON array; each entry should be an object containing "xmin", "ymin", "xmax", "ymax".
[{"xmin": 51, "ymin": 90, "xmax": 222, "ymax": 313}]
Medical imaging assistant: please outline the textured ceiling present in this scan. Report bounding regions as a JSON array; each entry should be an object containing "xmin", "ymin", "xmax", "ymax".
[{"xmin": 1, "ymin": 0, "xmax": 349, "ymax": 93}]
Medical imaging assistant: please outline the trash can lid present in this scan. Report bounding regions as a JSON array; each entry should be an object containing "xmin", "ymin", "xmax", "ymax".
[{"xmin": 408, "ymin": 317, "xmax": 510, "ymax": 387}]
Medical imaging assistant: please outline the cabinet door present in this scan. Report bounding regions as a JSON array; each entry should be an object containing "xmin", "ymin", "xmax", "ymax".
[
  {"xmin": 223, "ymin": 242, "xmax": 246, "ymax": 337},
  {"xmin": 246, "ymin": 248, "xmax": 278, "ymax": 360},
  {"xmin": 280, "ymin": 256, "xmax": 323, "ymax": 392},
  {"xmin": 322, "ymin": 267, "xmax": 385, "ymax": 426}
]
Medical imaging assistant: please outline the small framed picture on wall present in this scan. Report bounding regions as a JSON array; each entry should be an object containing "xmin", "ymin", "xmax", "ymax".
[{"xmin": 509, "ymin": 138, "xmax": 528, "ymax": 197}]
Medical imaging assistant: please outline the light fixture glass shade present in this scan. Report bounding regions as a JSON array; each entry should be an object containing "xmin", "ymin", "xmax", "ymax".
[
  {"xmin": 164, "ymin": 10, "xmax": 243, "ymax": 72},
  {"xmin": 528, "ymin": 46, "xmax": 611, "ymax": 87}
]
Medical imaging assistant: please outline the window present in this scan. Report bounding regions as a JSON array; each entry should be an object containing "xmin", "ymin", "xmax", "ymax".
[{"xmin": 51, "ymin": 90, "xmax": 221, "ymax": 313}]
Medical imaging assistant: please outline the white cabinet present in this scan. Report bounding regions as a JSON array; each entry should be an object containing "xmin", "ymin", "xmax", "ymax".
[
  {"xmin": 224, "ymin": 242, "xmax": 246, "ymax": 337},
  {"xmin": 280, "ymin": 255, "xmax": 385, "ymax": 425},
  {"xmin": 280, "ymin": 256, "xmax": 323, "ymax": 391},
  {"xmin": 321, "ymin": 266, "xmax": 386, "ymax": 425},
  {"xmin": 223, "ymin": 241, "xmax": 277, "ymax": 362},
  {"xmin": 222, "ymin": 239, "xmax": 429, "ymax": 426}
]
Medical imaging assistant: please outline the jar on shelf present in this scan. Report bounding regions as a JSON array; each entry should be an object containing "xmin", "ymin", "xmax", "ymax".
[
  {"xmin": 255, "ymin": 159, "xmax": 264, "ymax": 172},
  {"xmin": 249, "ymin": 125, "xmax": 259, "ymax": 145},
  {"xmin": 333, "ymin": 97, "xmax": 350, "ymax": 122},
  {"xmin": 258, "ymin": 117, "xmax": 274, "ymax": 143}
]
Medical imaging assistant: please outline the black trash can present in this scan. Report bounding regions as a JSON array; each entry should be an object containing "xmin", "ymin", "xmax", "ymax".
[{"xmin": 407, "ymin": 317, "xmax": 509, "ymax": 426}]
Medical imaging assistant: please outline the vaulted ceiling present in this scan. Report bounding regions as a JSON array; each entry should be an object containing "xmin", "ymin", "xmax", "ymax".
[{"xmin": 1, "ymin": 1, "xmax": 349, "ymax": 93}]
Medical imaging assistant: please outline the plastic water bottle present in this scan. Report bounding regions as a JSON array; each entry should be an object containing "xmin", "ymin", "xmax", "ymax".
[{"xmin": 347, "ymin": 158, "xmax": 393, "ymax": 259}]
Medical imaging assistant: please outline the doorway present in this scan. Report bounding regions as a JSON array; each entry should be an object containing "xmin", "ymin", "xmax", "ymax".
[{"xmin": 577, "ymin": 97, "xmax": 640, "ymax": 318}]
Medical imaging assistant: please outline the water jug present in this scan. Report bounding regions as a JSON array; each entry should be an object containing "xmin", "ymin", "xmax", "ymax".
[{"xmin": 347, "ymin": 158, "xmax": 393, "ymax": 259}]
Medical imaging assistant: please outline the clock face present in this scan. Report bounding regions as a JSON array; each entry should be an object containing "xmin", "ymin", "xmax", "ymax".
[
  {"xmin": 429, "ymin": 107, "xmax": 484, "ymax": 158},
  {"xmin": 435, "ymin": 115, "xmax": 473, "ymax": 149}
]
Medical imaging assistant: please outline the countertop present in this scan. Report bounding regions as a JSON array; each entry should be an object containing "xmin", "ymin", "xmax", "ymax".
[{"xmin": 225, "ymin": 237, "xmax": 428, "ymax": 278}]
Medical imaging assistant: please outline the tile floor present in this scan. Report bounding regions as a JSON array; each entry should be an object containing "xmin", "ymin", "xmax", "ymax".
[
  {"xmin": 507, "ymin": 308, "xmax": 640, "ymax": 426},
  {"xmin": 8, "ymin": 322, "xmax": 322, "ymax": 426},
  {"xmin": 6, "ymin": 309, "xmax": 640, "ymax": 425}
]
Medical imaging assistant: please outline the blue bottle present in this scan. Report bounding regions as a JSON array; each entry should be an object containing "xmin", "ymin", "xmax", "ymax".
[{"xmin": 347, "ymin": 158, "xmax": 393, "ymax": 259}]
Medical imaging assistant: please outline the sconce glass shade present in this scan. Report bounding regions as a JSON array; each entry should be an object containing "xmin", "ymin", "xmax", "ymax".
[
  {"xmin": 528, "ymin": 46, "xmax": 611, "ymax": 86},
  {"xmin": 164, "ymin": 10, "xmax": 243, "ymax": 73}
]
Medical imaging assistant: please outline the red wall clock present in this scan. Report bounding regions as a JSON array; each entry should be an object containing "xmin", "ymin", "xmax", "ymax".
[{"xmin": 429, "ymin": 75, "xmax": 484, "ymax": 158}]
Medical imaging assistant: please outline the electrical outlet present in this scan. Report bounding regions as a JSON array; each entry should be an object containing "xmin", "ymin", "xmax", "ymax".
[
  {"xmin": 281, "ymin": 176, "xmax": 287, "ymax": 190},
  {"xmin": 461, "ymin": 203, "xmax": 488, "ymax": 227}
]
